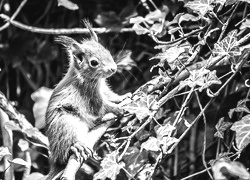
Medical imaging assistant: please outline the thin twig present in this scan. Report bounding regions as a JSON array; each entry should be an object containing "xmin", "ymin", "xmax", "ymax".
[
  {"xmin": 0, "ymin": 14, "xmax": 134, "ymax": 34},
  {"xmin": 173, "ymin": 87, "xmax": 194, "ymax": 126},
  {"xmin": 122, "ymin": 167, "xmax": 136, "ymax": 180},
  {"xmin": 18, "ymin": 65, "xmax": 38, "ymax": 91},
  {"xmin": 150, "ymin": 27, "xmax": 205, "ymax": 46},
  {"xmin": 189, "ymin": 120, "xmax": 197, "ymax": 174},
  {"xmin": 167, "ymin": 98, "xmax": 214, "ymax": 154},
  {"xmin": 22, "ymin": 150, "xmax": 31, "ymax": 180},
  {"xmin": 212, "ymin": 51, "xmax": 249, "ymax": 97},
  {"xmin": 238, "ymin": 31, "xmax": 250, "ymax": 46},
  {"xmin": 0, "ymin": 0, "xmax": 4, "ymax": 12},
  {"xmin": 118, "ymin": 111, "xmax": 157, "ymax": 161},
  {"xmin": 146, "ymin": 54, "xmax": 227, "ymax": 94},
  {"xmin": 148, "ymin": 152, "xmax": 163, "ymax": 179},
  {"xmin": 151, "ymin": 55, "xmax": 227, "ymax": 109},
  {"xmin": 216, "ymin": 138, "xmax": 221, "ymax": 158},
  {"xmin": 180, "ymin": 167, "xmax": 212, "ymax": 180},
  {"xmin": 118, "ymin": 138, "xmax": 131, "ymax": 162},
  {"xmin": 0, "ymin": 0, "xmax": 28, "ymax": 31},
  {"xmin": 157, "ymin": 42, "xmax": 202, "ymax": 100},
  {"xmin": 218, "ymin": 2, "xmax": 239, "ymax": 41},
  {"xmin": 195, "ymin": 92, "xmax": 213, "ymax": 179}
]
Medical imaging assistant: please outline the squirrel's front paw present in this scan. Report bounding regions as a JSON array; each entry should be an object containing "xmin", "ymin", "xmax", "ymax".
[
  {"xmin": 116, "ymin": 93, "xmax": 133, "ymax": 108},
  {"xmin": 111, "ymin": 106, "xmax": 126, "ymax": 117},
  {"xmin": 70, "ymin": 142, "xmax": 93, "ymax": 162},
  {"xmin": 119, "ymin": 92, "xmax": 132, "ymax": 102}
]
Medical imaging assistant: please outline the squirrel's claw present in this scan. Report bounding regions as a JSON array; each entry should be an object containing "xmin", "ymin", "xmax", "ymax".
[
  {"xmin": 120, "ymin": 92, "xmax": 132, "ymax": 102},
  {"xmin": 71, "ymin": 142, "xmax": 93, "ymax": 162}
]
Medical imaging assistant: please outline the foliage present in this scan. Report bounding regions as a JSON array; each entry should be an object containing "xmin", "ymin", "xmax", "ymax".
[{"xmin": 0, "ymin": 0, "xmax": 250, "ymax": 180}]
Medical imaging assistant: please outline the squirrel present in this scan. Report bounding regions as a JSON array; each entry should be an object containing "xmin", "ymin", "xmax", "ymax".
[{"xmin": 45, "ymin": 21, "xmax": 127, "ymax": 179}]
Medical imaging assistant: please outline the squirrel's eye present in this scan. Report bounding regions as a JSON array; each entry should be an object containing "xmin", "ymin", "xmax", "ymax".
[{"xmin": 89, "ymin": 57, "xmax": 99, "ymax": 68}]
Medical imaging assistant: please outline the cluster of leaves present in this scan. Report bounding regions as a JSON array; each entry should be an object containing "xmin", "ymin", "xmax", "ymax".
[
  {"xmin": 1, "ymin": 0, "xmax": 250, "ymax": 180},
  {"xmin": 93, "ymin": 0, "xmax": 250, "ymax": 180}
]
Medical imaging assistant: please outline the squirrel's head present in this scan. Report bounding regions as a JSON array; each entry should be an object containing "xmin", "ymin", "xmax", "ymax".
[{"xmin": 55, "ymin": 20, "xmax": 117, "ymax": 81}]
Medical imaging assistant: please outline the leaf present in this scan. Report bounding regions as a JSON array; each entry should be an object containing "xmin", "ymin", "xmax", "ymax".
[
  {"xmin": 200, "ymin": 69, "xmax": 222, "ymax": 91},
  {"xmin": 214, "ymin": 0, "xmax": 227, "ymax": 5},
  {"xmin": 118, "ymin": 1, "xmax": 138, "ymax": 21},
  {"xmin": 229, "ymin": 99, "xmax": 250, "ymax": 118},
  {"xmin": 166, "ymin": 13, "xmax": 185, "ymax": 26},
  {"xmin": 129, "ymin": 16, "xmax": 145, "ymax": 24},
  {"xmin": 184, "ymin": 0, "xmax": 214, "ymax": 16},
  {"xmin": 142, "ymin": 124, "xmax": 177, "ymax": 153},
  {"xmin": 31, "ymin": 87, "xmax": 53, "ymax": 129},
  {"xmin": 141, "ymin": 137, "xmax": 160, "ymax": 152},
  {"xmin": 155, "ymin": 123, "xmax": 176, "ymax": 139},
  {"xmin": 95, "ymin": 11, "xmax": 121, "ymax": 29},
  {"xmin": 132, "ymin": 23, "xmax": 149, "ymax": 35},
  {"xmin": 150, "ymin": 45, "xmax": 189, "ymax": 70},
  {"xmin": 123, "ymin": 92, "xmax": 156, "ymax": 120},
  {"xmin": 137, "ymin": 164, "xmax": 154, "ymax": 180},
  {"xmin": 231, "ymin": 115, "xmax": 250, "ymax": 150},
  {"xmin": 18, "ymin": 139, "xmax": 29, "ymax": 152},
  {"xmin": 181, "ymin": 68, "xmax": 221, "ymax": 90},
  {"xmin": 225, "ymin": 0, "xmax": 238, "ymax": 6},
  {"xmin": 168, "ymin": 26, "xmax": 182, "ymax": 34},
  {"xmin": 214, "ymin": 118, "xmax": 232, "ymax": 139},
  {"xmin": 135, "ymin": 130, "xmax": 151, "ymax": 141},
  {"xmin": 228, "ymin": 108, "xmax": 235, "ymax": 119},
  {"xmin": 145, "ymin": 9, "xmax": 165, "ymax": 24},
  {"xmin": 93, "ymin": 152, "xmax": 125, "ymax": 180},
  {"xmin": 240, "ymin": 0, "xmax": 250, "ymax": 3},
  {"xmin": 0, "ymin": 147, "xmax": 11, "ymax": 161},
  {"xmin": 57, "ymin": 0, "xmax": 78, "ymax": 10},
  {"xmin": 122, "ymin": 147, "xmax": 148, "ymax": 176},
  {"xmin": 178, "ymin": 13, "xmax": 200, "ymax": 24},
  {"xmin": 184, "ymin": 118, "xmax": 191, "ymax": 127},
  {"xmin": 213, "ymin": 30, "xmax": 241, "ymax": 57},
  {"xmin": 4, "ymin": 121, "xmax": 22, "ymax": 131},
  {"xmin": 235, "ymin": 100, "xmax": 250, "ymax": 113},
  {"xmin": 162, "ymin": 137, "xmax": 179, "ymax": 153},
  {"xmin": 130, "ymin": 5, "xmax": 168, "ymax": 26},
  {"xmin": 151, "ymin": 46, "xmax": 185, "ymax": 64},
  {"xmin": 9, "ymin": 158, "xmax": 30, "ymax": 167},
  {"xmin": 24, "ymin": 128, "xmax": 49, "ymax": 147},
  {"xmin": 240, "ymin": 19, "xmax": 250, "ymax": 30},
  {"xmin": 24, "ymin": 172, "xmax": 44, "ymax": 180},
  {"xmin": 212, "ymin": 159, "xmax": 250, "ymax": 180},
  {"xmin": 123, "ymin": 105, "xmax": 149, "ymax": 121},
  {"xmin": 150, "ymin": 22, "xmax": 165, "ymax": 36}
]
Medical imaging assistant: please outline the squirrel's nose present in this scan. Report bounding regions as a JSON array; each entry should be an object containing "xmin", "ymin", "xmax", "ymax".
[
  {"xmin": 110, "ymin": 67, "xmax": 117, "ymax": 74},
  {"xmin": 109, "ymin": 64, "xmax": 117, "ymax": 74}
]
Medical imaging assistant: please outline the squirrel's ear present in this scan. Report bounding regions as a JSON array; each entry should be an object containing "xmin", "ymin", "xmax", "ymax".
[
  {"xmin": 54, "ymin": 36, "xmax": 78, "ymax": 47},
  {"xmin": 82, "ymin": 19, "xmax": 98, "ymax": 42},
  {"xmin": 54, "ymin": 36, "xmax": 82, "ymax": 53}
]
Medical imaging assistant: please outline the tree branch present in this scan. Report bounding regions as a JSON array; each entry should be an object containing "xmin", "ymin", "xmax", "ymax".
[
  {"xmin": 0, "ymin": 0, "xmax": 28, "ymax": 31},
  {"xmin": 60, "ymin": 115, "xmax": 117, "ymax": 180},
  {"xmin": 0, "ymin": 14, "xmax": 134, "ymax": 34}
]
